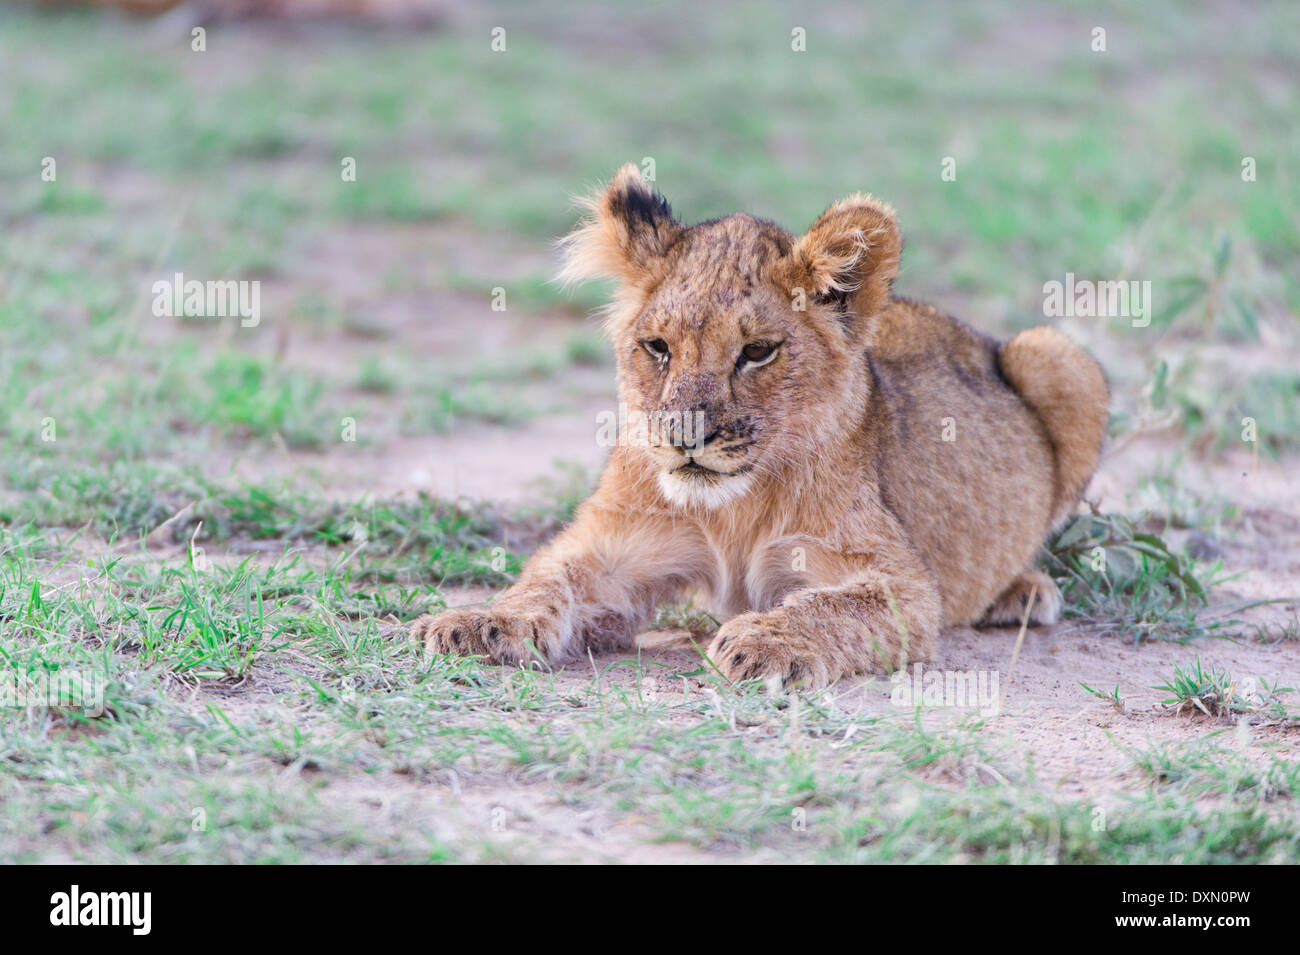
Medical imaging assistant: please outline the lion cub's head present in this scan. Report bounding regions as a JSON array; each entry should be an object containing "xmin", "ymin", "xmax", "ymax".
[{"xmin": 560, "ymin": 164, "xmax": 901, "ymax": 510}]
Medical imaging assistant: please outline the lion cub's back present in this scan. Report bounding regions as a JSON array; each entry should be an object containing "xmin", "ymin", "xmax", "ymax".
[{"xmin": 867, "ymin": 300, "xmax": 1054, "ymax": 625}]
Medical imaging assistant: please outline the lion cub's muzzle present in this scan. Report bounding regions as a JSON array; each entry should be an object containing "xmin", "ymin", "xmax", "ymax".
[{"xmin": 654, "ymin": 414, "xmax": 756, "ymax": 478}]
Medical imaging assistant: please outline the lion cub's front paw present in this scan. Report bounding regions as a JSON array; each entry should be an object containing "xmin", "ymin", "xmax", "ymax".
[
  {"xmin": 706, "ymin": 610, "xmax": 836, "ymax": 690},
  {"xmin": 410, "ymin": 605, "xmax": 561, "ymax": 666}
]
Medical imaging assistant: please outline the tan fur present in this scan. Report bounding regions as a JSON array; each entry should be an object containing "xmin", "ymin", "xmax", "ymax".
[
  {"xmin": 998, "ymin": 326, "xmax": 1110, "ymax": 528},
  {"xmin": 411, "ymin": 164, "xmax": 1109, "ymax": 688},
  {"xmin": 980, "ymin": 569, "xmax": 1062, "ymax": 627}
]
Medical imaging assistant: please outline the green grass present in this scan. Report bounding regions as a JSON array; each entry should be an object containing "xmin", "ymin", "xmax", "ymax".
[
  {"xmin": 4, "ymin": 499, "xmax": 1299, "ymax": 862},
  {"xmin": 1080, "ymin": 682, "xmax": 1126, "ymax": 713},
  {"xmin": 1042, "ymin": 510, "xmax": 1244, "ymax": 642},
  {"xmin": 4, "ymin": 631, "xmax": 1297, "ymax": 862},
  {"xmin": 444, "ymin": 269, "xmax": 614, "ymax": 316},
  {"xmin": 1139, "ymin": 358, "xmax": 1300, "ymax": 456},
  {"xmin": 1153, "ymin": 658, "xmax": 1298, "ymax": 722},
  {"xmin": 4, "ymin": 511, "xmax": 1298, "ymax": 863},
  {"xmin": 198, "ymin": 354, "xmax": 337, "ymax": 448},
  {"xmin": 1126, "ymin": 733, "xmax": 1300, "ymax": 815}
]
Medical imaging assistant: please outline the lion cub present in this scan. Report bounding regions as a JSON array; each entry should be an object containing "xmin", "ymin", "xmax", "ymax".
[{"xmin": 412, "ymin": 164, "xmax": 1109, "ymax": 688}]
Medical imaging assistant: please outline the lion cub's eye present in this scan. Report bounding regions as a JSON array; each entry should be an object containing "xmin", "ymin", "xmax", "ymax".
[
  {"xmin": 642, "ymin": 338, "xmax": 670, "ymax": 360},
  {"xmin": 738, "ymin": 341, "xmax": 779, "ymax": 368}
]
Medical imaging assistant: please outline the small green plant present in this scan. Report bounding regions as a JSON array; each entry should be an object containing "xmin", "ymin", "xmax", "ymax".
[
  {"xmin": 1044, "ymin": 510, "xmax": 1228, "ymax": 642},
  {"xmin": 1250, "ymin": 615, "xmax": 1300, "ymax": 644},
  {"xmin": 1153, "ymin": 658, "xmax": 1297, "ymax": 721},
  {"xmin": 1080, "ymin": 682, "xmax": 1125, "ymax": 713},
  {"xmin": 1154, "ymin": 658, "xmax": 1234, "ymax": 716},
  {"xmin": 1146, "ymin": 235, "xmax": 1262, "ymax": 341},
  {"xmin": 1126, "ymin": 468, "xmax": 1238, "ymax": 535}
]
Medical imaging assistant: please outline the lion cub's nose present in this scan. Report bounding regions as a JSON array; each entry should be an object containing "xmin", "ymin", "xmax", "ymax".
[
  {"xmin": 660, "ymin": 409, "xmax": 716, "ymax": 450},
  {"xmin": 671, "ymin": 428, "xmax": 721, "ymax": 452}
]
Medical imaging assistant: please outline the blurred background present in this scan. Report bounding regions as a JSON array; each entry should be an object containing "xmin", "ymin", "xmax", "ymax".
[{"xmin": 1, "ymin": 0, "xmax": 1297, "ymax": 535}]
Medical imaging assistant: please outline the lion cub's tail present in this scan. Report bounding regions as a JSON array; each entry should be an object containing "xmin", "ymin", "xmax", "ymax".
[{"xmin": 997, "ymin": 326, "xmax": 1109, "ymax": 529}]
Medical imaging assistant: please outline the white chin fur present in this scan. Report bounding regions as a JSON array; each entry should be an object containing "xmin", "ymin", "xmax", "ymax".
[{"xmin": 657, "ymin": 469, "xmax": 754, "ymax": 510}]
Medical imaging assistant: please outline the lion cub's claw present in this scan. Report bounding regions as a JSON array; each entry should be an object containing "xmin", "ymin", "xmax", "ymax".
[
  {"xmin": 410, "ymin": 606, "xmax": 553, "ymax": 667},
  {"xmin": 706, "ymin": 611, "xmax": 833, "ymax": 690}
]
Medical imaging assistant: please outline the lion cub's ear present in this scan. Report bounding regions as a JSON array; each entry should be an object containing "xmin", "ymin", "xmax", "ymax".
[
  {"xmin": 778, "ymin": 194, "xmax": 901, "ymax": 330},
  {"xmin": 557, "ymin": 163, "xmax": 682, "ymax": 290}
]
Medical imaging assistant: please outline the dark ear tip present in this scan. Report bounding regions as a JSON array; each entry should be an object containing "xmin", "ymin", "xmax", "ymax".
[
  {"xmin": 614, "ymin": 183, "xmax": 673, "ymax": 228},
  {"xmin": 605, "ymin": 166, "xmax": 673, "ymax": 227}
]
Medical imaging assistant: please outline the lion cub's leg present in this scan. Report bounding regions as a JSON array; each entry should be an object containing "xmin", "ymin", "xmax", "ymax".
[
  {"xmin": 978, "ymin": 569, "xmax": 1062, "ymax": 627},
  {"xmin": 706, "ymin": 564, "xmax": 942, "ymax": 690},
  {"xmin": 411, "ymin": 505, "xmax": 707, "ymax": 668}
]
